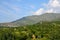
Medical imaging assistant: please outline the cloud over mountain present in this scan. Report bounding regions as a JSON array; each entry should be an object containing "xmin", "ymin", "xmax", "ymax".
[{"xmin": 34, "ymin": 0, "xmax": 60, "ymax": 15}]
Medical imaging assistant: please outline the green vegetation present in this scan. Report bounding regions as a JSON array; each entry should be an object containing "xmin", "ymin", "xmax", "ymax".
[
  {"xmin": 0, "ymin": 21, "xmax": 60, "ymax": 40},
  {"xmin": 11, "ymin": 13, "xmax": 60, "ymax": 26}
]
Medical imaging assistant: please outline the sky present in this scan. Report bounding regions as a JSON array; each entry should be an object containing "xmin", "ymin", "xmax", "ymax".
[{"xmin": 0, "ymin": 0, "xmax": 60, "ymax": 23}]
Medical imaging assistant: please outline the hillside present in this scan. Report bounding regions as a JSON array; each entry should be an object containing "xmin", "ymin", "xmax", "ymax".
[
  {"xmin": 0, "ymin": 13, "xmax": 60, "ymax": 26},
  {"xmin": 0, "ymin": 21, "xmax": 60, "ymax": 40},
  {"xmin": 11, "ymin": 13, "xmax": 60, "ymax": 25}
]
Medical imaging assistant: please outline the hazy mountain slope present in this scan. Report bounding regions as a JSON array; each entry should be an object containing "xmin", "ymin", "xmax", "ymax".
[
  {"xmin": 0, "ymin": 13, "xmax": 60, "ymax": 26},
  {"xmin": 12, "ymin": 13, "xmax": 60, "ymax": 26}
]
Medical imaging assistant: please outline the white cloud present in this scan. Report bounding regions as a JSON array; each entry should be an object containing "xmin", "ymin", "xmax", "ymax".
[
  {"xmin": 45, "ymin": 9, "xmax": 54, "ymax": 13},
  {"xmin": 48, "ymin": 0, "xmax": 60, "ymax": 7},
  {"xmin": 34, "ymin": 8, "xmax": 44, "ymax": 15},
  {"xmin": 46, "ymin": 0, "xmax": 60, "ymax": 13},
  {"xmin": 34, "ymin": 0, "xmax": 60, "ymax": 15}
]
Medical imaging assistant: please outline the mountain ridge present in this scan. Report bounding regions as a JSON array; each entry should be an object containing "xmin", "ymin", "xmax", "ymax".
[{"xmin": 0, "ymin": 13, "xmax": 60, "ymax": 27}]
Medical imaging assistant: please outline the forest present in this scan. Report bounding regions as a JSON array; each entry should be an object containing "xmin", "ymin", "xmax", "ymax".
[{"xmin": 0, "ymin": 21, "xmax": 60, "ymax": 40}]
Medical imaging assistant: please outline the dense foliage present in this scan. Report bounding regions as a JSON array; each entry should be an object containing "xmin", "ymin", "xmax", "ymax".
[{"xmin": 0, "ymin": 21, "xmax": 60, "ymax": 40}]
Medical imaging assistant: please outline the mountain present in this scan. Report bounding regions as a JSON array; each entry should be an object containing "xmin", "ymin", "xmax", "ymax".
[
  {"xmin": 12, "ymin": 13, "xmax": 60, "ymax": 26},
  {"xmin": 0, "ymin": 13, "xmax": 60, "ymax": 26}
]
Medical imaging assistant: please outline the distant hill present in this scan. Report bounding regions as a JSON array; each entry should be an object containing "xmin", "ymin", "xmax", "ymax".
[
  {"xmin": 0, "ymin": 13, "xmax": 60, "ymax": 26},
  {"xmin": 12, "ymin": 13, "xmax": 60, "ymax": 26}
]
